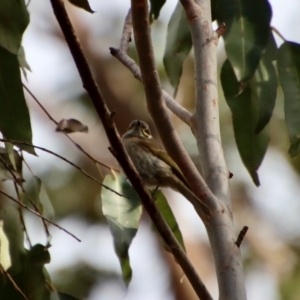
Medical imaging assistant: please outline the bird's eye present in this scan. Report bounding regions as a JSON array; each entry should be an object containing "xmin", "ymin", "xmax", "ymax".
[{"xmin": 142, "ymin": 128, "xmax": 150, "ymax": 137}]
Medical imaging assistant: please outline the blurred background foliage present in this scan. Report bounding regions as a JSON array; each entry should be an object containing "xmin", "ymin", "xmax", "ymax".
[{"xmin": 1, "ymin": 0, "xmax": 300, "ymax": 299}]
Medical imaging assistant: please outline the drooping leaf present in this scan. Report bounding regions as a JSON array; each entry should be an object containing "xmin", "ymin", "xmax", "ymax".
[
  {"xmin": 51, "ymin": 292, "xmax": 81, "ymax": 300},
  {"xmin": 277, "ymin": 42, "xmax": 300, "ymax": 157},
  {"xmin": 55, "ymin": 119, "xmax": 88, "ymax": 134},
  {"xmin": 153, "ymin": 191, "xmax": 185, "ymax": 251},
  {"xmin": 163, "ymin": 2, "xmax": 192, "ymax": 95},
  {"xmin": 101, "ymin": 174, "xmax": 142, "ymax": 286},
  {"xmin": 2, "ymin": 244, "xmax": 52, "ymax": 300},
  {"xmin": 254, "ymin": 33, "xmax": 278, "ymax": 134},
  {"xmin": 18, "ymin": 45, "xmax": 31, "ymax": 81},
  {"xmin": 215, "ymin": 0, "xmax": 272, "ymax": 82},
  {"xmin": 0, "ymin": 147, "xmax": 23, "ymax": 182},
  {"xmin": 150, "ymin": 0, "xmax": 166, "ymax": 21},
  {"xmin": 0, "ymin": 0, "xmax": 29, "ymax": 54},
  {"xmin": 68, "ymin": 0, "xmax": 94, "ymax": 13},
  {"xmin": 0, "ymin": 206, "xmax": 25, "ymax": 270},
  {"xmin": 0, "ymin": 46, "xmax": 35, "ymax": 155},
  {"xmin": 23, "ymin": 176, "xmax": 55, "ymax": 220},
  {"xmin": 221, "ymin": 59, "xmax": 270, "ymax": 185}
]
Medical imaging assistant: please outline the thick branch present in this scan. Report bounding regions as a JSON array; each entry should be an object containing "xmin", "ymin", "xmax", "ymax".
[
  {"xmin": 180, "ymin": 1, "xmax": 247, "ymax": 299},
  {"xmin": 130, "ymin": 0, "xmax": 219, "ymax": 216},
  {"xmin": 110, "ymin": 10, "xmax": 192, "ymax": 125},
  {"xmin": 49, "ymin": 0, "xmax": 212, "ymax": 298}
]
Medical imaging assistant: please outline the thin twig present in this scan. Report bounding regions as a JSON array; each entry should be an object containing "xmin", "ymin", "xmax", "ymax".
[
  {"xmin": 0, "ymin": 155, "xmax": 51, "ymax": 243},
  {"xmin": 49, "ymin": 0, "xmax": 211, "ymax": 297},
  {"xmin": 235, "ymin": 226, "xmax": 249, "ymax": 248},
  {"xmin": 0, "ymin": 189, "xmax": 81, "ymax": 242},
  {"xmin": 23, "ymin": 83, "xmax": 119, "ymax": 172},
  {"xmin": 0, "ymin": 264, "xmax": 29, "ymax": 300},
  {"xmin": 271, "ymin": 26, "xmax": 286, "ymax": 42},
  {"xmin": 13, "ymin": 182, "xmax": 32, "ymax": 248},
  {"xmin": 0, "ymin": 138, "xmax": 125, "ymax": 198},
  {"xmin": 109, "ymin": 9, "xmax": 193, "ymax": 126}
]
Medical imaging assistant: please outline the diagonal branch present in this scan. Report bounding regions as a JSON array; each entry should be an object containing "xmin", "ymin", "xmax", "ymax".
[
  {"xmin": 0, "ymin": 138, "xmax": 124, "ymax": 198},
  {"xmin": 110, "ymin": 9, "xmax": 193, "ymax": 126},
  {"xmin": 0, "ymin": 189, "xmax": 80, "ymax": 242},
  {"xmin": 23, "ymin": 83, "xmax": 119, "ymax": 172},
  {"xmin": 49, "ymin": 0, "xmax": 212, "ymax": 298},
  {"xmin": 130, "ymin": 1, "xmax": 219, "ymax": 214}
]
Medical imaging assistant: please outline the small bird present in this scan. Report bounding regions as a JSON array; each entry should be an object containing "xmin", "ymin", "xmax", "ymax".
[{"xmin": 121, "ymin": 120, "xmax": 210, "ymax": 218}]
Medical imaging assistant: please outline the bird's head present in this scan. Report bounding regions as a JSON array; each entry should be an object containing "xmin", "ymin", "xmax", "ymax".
[{"xmin": 123, "ymin": 120, "xmax": 152, "ymax": 139}]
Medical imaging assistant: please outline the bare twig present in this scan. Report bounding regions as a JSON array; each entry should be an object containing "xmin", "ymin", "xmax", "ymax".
[
  {"xmin": 0, "ymin": 189, "xmax": 81, "ymax": 242},
  {"xmin": 0, "ymin": 155, "xmax": 51, "ymax": 243},
  {"xmin": 0, "ymin": 264, "xmax": 29, "ymax": 300},
  {"xmin": 109, "ymin": 9, "xmax": 193, "ymax": 126},
  {"xmin": 49, "ymin": 0, "xmax": 211, "ymax": 297},
  {"xmin": 14, "ymin": 182, "xmax": 32, "ymax": 248},
  {"xmin": 271, "ymin": 26, "xmax": 286, "ymax": 42},
  {"xmin": 235, "ymin": 226, "xmax": 249, "ymax": 248},
  {"xmin": 0, "ymin": 138, "xmax": 124, "ymax": 198},
  {"xmin": 23, "ymin": 83, "xmax": 119, "ymax": 172}
]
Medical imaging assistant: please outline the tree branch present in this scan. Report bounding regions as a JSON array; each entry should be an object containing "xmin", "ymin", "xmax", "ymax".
[
  {"xmin": 110, "ymin": 9, "xmax": 193, "ymax": 126},
  {"xmin": 130, "ymin": 1, "xmax": 220, "ymax": 217},
  {"xmin": 49, "ymin": 0, "xmax": 212, "ymax": 298},
  {"xmin": 179, "ymin": 0, "xmax": 247, "ymax": 299}
]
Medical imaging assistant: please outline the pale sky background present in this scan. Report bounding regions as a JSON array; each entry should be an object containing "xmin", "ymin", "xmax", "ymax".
[{"xmin": 17, "ymin": 0, "xmax": 300, "ymax": 299}]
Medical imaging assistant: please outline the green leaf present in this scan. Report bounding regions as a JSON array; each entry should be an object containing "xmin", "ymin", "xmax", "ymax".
[
  {"xmin": 150, "ymin": 0, "xmax": 166, "ymax": 21},
  {"xmin": 0, "ymin": 46, "xmax": 35, "ymax": 155},
  {"xmin": 0, "ymin": 147, "xmax": 23, "ymax": 182},
  {"xmin": 52, "ymin": 292, "xmax": 81, "ymax": 300},
  {"xmin": 153, "ymin": 191, "xmax": 185, "ymax": 251},
  {"xmin": 254, "ymin": 33, "xmax": 278, "ymax": 134},
  {"xmin": 163, "ymin": 2, "xmax": 192, "ymax": 95},
  {"xmin": 68, "ymin": 0, "xmax": 94, "ymax": 13},
  {"xmin": 277, "ymin": 42, "xmax": 300, "ymax": 157},
  {"xmin": 0, "ymin": 205, "xmax": 25, "ymax": 270},
  {"xmin": 215, "ymin": 0, "xmax": 272, "ymax": 82},
  {"xmin": 2, "ymin": 244, "xmax": 51, "ymax": 300},
  {"xmin": 101, "ymin": 174, "xmax": 142, "ymax": 286},
  {"xmin": 23, "ymin": 176, "xmax": 55, "ymax": 220},
  {"xmin": 0, "ymin": 0, "xmax": 29, "ymax": 54},
  {"xmin": 221, "ymin": 59, "xmax": 270, "ymax": 185},
  {"xmin": 18, "ymin": 45, "xmax": 31, "ymax": 81}
]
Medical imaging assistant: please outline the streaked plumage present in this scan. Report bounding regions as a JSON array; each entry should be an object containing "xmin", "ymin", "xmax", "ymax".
[{"xmin": 122, "ymin": 120, "xmax": 210, "ymax": 217}]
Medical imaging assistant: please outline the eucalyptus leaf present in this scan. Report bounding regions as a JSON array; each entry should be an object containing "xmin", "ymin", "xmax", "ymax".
[
  {"xmin": 23, "ymin": 176, "xmax": 55, "ymax": 220},
  {"xmin": 153, "ymin": 190, "xmax": 185, "ymax": 251},
  {"xmin": 68, "ymin": 0, "xmax": 94, "ymax": 13},
  {"xmin": 150, "ymin": 0, "xmax": 166, "ymax": 21},
  {"xmin": 18, "ymin": 45, "xmax": 31, "ymax": 81},
  {"xmin": 0, "ymin": 46, "xmax": 35, "ymax": 155},
  {"xmin": 2, "ymin": 244, "xmax": 52, "ymax": 300},
  {"xmin": 0, "ymin": 147, "xmax": 23, "ymax": 183},
  {"xmin": 163, "ymin": 2, "xmax": 192, "ymax": 95},
  {"xmin": 0, "ymin": 0, "xmax": 29, "ymax": 54},
  {"xmin": 101, "ymin": 174, "xmax": 142, "ymax": 286},
  {"xmin": 278, "ymin": 42, "xmax": 300, "ymax": 157},
  {"xmin": 221, "ymin": 59, "xmax": 270, "ymax": 185},
  {"xmin": 215, "ymin": 0, "xmax": 272, "ymax": 82},
  {"xmin": 254, "ymin": 33, "xmax": 278, "ymax": 134}
]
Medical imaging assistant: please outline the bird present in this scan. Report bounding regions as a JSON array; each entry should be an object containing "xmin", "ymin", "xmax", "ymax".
[{"xmin": 121, "ymin": 120, "xmax": 210, "ymax": 218}]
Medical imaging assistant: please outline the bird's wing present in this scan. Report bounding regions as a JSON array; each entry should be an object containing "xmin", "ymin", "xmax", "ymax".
[{"xmin": 139, "ymin": 139, "xmax": 191, "ymax": 189}]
